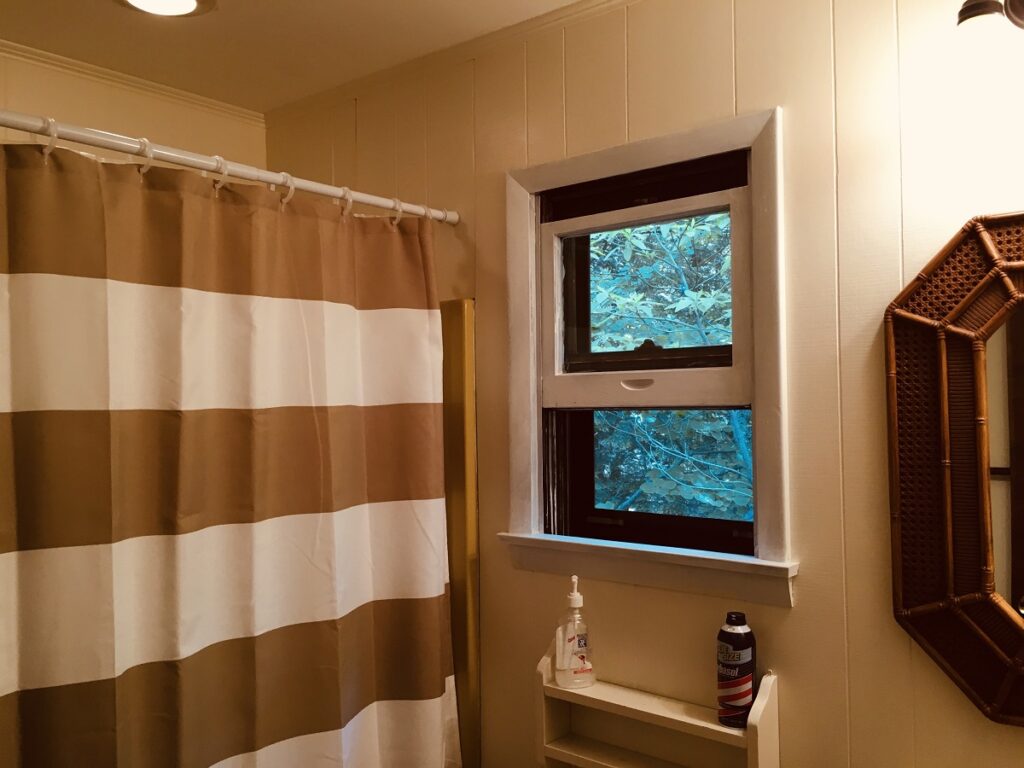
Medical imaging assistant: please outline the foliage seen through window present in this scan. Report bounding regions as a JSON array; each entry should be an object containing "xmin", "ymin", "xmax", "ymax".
[
  {"xmin": 588, "ymin": 211, "xmax": 732, "ymax": 354},
  {"xmin": 593, "ymin": 409, "xmax": 754, "ymax": 523}
]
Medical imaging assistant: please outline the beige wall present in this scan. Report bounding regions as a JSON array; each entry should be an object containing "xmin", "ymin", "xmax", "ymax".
[
  {"xmin": 265, "ymin": 0, "xmax": 1024, "ymax": 765},
  {"xmin": 0, "ymin": 40, "xmax": 265, "ymax": 167}
]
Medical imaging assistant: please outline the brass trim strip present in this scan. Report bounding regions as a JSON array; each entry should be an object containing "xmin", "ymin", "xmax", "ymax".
[{"xmin": 441, "ymin": 299, "xmax": 480, "ymax": 768}]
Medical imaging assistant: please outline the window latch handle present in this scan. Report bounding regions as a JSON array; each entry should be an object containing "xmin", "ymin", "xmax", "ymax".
[{"xmin": 620, "ymin": 378, "xmax": 654, "ymax": 391}]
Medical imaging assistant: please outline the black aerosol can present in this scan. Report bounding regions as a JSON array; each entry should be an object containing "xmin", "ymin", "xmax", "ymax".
[{"xmin": 716, "ymin": 611, "xmax": 756, "ymax": 727}]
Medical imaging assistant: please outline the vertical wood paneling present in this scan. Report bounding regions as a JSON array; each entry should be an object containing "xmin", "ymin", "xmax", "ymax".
[
  {"xmin": 735, "ymin": 0, "xmax": 848, "ymax": 765},
  {"xmin": 896, "ymin": 0, "xmax": 1024, "ymax": 760},
  {"xmin": 0, "ymin": 54, "xmax": 10, "ymax": 143},
  {"xmin": 5, "ymin": 57, "xmax": 266, "ymax": 167},
  {"xmin": 833, "ymin": 0, "xmax": 913, "ymax": 766},
  {"xmin": 5, "ymin": 57, "xmax": 116, "ymax": 136},
  {"xmin": 330, "ymin": 98, "xmax": 357, "ymax": 188},
  {"xmin": 911, "ymin": 644, "xmax": 1024, "ymax": 767},
  {"xmin": 264, "ymin": 96, "xmax": 334, "ymax": 183},
  {"xmin": 564, "ymin": 8, "xmax": 626, "ymax": 156},
  {"xmin": 354, "ymin": 86, "xmax": 397, "ymax": 209},
  {"xmin": 472, "ymin": 40, "xmax": 528, "ymax": 767},
  {"xmin": 427, "ymin": 59, "xmax": 476, "ymax": 301},
  {"xmin": 475, "ymin": 43, "xmax": 527, "ymax": 179},
  {"xmin": 259, "ymin": 2, "xmax": 1024, "ymax": 764},
  {"xmin": 526, "ymin": 26, "xmax": 565, "ymax": 165},
  {"xmin": 626, "ymin": 0, "xmax": 734, "ymax": 141},
  {"xmin": 395, "ymin": 74, "xmax": 429, "ymax": 205},
  {"xmin": 898, "ymin": 0, "xmax": 1024, "ymax": 274}
]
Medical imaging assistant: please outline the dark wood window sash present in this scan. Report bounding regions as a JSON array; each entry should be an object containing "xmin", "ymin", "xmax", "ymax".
[
  {"xmin": 544, "ymin": 409, "xmax": 755, "ymax": 556},
  {"xmin": 539, "ymin": 149, "xmax": 753, "ymax": 557}
]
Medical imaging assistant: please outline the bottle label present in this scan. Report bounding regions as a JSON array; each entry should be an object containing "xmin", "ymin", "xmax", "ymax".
[
  {"xmin": 563, "ymin": 633, "xmax": 592, "ymax": 673},
  {"xmin": 717, "ymin": 633, "xmax": 754, "ymax": 723},
  {"xmin": 716, "ymin": 643, "xmax": 752, "ymax": 666}
]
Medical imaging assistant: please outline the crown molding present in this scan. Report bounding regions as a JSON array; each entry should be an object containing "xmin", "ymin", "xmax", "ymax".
[{"xmin": 0, "ymin": 38, "xmax": 264, "ymax": 127}]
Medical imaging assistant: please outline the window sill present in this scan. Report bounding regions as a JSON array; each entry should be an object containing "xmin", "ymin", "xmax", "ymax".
[{"xmin": 497, "ymin": 532, "xmax": 798, "ymax": 607}]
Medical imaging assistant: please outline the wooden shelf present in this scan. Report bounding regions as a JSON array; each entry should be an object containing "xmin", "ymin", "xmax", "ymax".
[
  {"xmin": 536, "ymin": 652, "xmax": 779, "ymax": 768},
  {"xmin": 545, "ymin": 735, "xmax": 680, "ymax": 768},
  {"xmin": 544, "ymin": 680, "xmax": 746, "ymax": 749}
]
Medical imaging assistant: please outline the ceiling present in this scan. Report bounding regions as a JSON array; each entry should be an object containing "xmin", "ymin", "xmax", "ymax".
[{"xmin": 0, "ymin": 0, "xmax": 579, "ymax": 112}]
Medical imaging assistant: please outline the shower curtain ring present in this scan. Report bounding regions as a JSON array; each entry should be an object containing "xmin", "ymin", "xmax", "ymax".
[
  {"xmin": 42, "ymin": 117, "xmax": 58, "ymax": 162},
  {"xmin": 341, "ymin": 187, "xmax": 354, "ymax": 218},
  {"xmin": 390, "ymin": 198, "xmax": 404, "ymax": 229},
  {"xmin": 421, "ymin": 203, "xmax": 438, "ymax": 223},
  {"xmin": 279, "ymin": 173, "xmax": 296, "ymax": 209},
  {"xmin": 212, "ymin": 155, "xmax": 229, "ymax": 193},
  {"xmin": 137, "ymin": 138, "xmax": 154, "ymax": 177}
]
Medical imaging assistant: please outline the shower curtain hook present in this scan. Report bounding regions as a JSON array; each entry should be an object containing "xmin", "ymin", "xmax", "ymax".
[
  {"xmin": 42, "ymin": 117, "xmax": 58, "ymax": 162},
  {"xmin": 341, "ymin": 187, "xmax": 354, "ymax": 218},
  {"xmin": 211, "ymin": 155, "xmax": 229, "ymax": 193},
  {"xmin": 389, "ymin": 198, "xmax": 404, "ymax": 229},
  {"xmin": 421, "ymin": 203, "xmax": 439, "ymax": 223},
  {"xmin": 279, "ymin": 173, "xmax": 296, "ymax": 209},
  {"xmin": 137, "ymin": 138, "xmax": 154, "ymax": 177}
]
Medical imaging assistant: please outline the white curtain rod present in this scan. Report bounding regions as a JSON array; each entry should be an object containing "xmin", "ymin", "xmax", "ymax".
[{"xmin": 0, "ymin": 109, "xmax": 460, "ymax": 225}]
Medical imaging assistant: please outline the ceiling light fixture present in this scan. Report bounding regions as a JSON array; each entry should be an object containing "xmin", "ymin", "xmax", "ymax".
[
  {"xmin": 119, "ymin": 0, "xmax": 216, "ymax": 17},
  {"xmin": 958, "ymin": 0, "xmax": 1024, "ymax": 29}
]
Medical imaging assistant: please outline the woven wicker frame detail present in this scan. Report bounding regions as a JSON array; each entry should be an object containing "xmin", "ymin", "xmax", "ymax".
[{"xmin": 887, "ymin": 212, "xmax": 1024, "ymax": 725}]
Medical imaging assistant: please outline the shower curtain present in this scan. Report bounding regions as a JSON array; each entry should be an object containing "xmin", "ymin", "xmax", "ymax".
[{"xmin": 0, "ymin": 145, "xmax": 460, "ymax": 767}]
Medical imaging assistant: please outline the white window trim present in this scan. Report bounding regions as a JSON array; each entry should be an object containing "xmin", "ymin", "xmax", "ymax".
[{"xmin": 501, "ymin": 108, "xmax": 797, "ymax": 607}]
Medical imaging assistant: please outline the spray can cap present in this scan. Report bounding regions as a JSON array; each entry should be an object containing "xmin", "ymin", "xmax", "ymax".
[
  {"xmin": 726, "ymin": 611, "xmax": 747, "ymax": 626},
  {"xmin": 568, "ymin": 575, "xmax": 583, "ymax": 608}
]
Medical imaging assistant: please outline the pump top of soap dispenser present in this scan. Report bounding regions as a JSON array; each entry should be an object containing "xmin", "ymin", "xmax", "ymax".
[{"xmin": 567, "ymin": 575, "xmax": 583, "ymax": 608}]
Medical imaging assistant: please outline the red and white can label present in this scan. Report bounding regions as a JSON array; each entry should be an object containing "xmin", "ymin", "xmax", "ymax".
[{"xmin": 717, "ymin": 635, "xmax": 755, "ymax": 726}]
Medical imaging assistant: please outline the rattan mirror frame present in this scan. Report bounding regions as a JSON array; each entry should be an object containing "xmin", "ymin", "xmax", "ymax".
[{"xmin": 886, "ymin": 212, "xmax": 1024, "ymax": 724}]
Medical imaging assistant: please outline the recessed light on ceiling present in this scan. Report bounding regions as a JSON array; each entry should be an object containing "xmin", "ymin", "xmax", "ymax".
[{"xmin": 119, "ymin": 0, "xmax": 216, "ymax": 17}]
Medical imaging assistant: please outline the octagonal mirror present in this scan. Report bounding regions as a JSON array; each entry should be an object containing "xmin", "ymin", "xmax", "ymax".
[{"xmin": 886, "ymin": 212, "xmax": 1024, "ymax": 725}]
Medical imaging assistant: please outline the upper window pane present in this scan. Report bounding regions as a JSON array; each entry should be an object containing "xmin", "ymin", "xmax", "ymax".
[
  {"xmin": 560, "ymin": 208, "xmax": 735, "ymax": 373},
  {"xmin": 588, "ymin": 211, "xmax": 732, "ymax": 352}
]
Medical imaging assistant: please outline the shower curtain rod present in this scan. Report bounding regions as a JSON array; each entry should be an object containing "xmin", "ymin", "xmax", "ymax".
[{"xmin": 0, "ymin": 108, "xmax": 460, "ymax": 225}]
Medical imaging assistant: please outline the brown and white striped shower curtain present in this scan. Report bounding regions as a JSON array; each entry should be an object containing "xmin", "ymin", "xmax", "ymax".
[{"xmin": 0, "ymin": 146, "xmax": 460, "ymax": 767}]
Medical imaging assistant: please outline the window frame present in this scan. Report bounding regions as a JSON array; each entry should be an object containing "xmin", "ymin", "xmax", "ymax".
[
  {"xmin": 502, "ymin": 108, "xmax": 794, "ymax": 603},
  {"xmin": 540, "ymin": 187, "xmax": 753, "ymax": 410},
  {"xmin": 540, "ymin": 187, "xmax": 756, "ymax": 557}
]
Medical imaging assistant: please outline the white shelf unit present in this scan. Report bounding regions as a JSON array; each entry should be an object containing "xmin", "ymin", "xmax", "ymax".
[{"xmin": 536, "ymin": 654, "xmax": 779, "ymax": 768}]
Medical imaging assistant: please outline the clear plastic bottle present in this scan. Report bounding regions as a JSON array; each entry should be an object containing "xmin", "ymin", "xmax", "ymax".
[{"xmin": 554, "ymin": 575, "xmax": 595, "ymax": 688}]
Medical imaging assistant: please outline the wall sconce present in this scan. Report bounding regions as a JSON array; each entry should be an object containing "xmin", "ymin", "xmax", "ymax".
[{"xmin": 959, "ymin": 0, "xmax": 1024, "ymax": 28}]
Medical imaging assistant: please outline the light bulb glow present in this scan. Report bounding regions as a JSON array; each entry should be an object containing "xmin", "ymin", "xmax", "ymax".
[{"xmin": 125, "ymin": 0, "xmax": 199, "ymax": 16}]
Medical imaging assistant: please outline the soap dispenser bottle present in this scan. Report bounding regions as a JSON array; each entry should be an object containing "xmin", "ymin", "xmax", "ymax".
[{"xmin": 554, "ymin": 575, "xmax": 595, "ymax": 688}]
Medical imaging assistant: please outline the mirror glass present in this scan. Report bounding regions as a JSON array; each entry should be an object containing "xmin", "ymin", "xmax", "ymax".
[{"xmin": 986, "ymin": 319, "xmax": 1023, "ymax": 613}]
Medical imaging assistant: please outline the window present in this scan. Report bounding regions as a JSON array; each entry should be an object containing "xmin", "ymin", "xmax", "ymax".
[
  {"xmin": 540, "ymin": 153, "xmax": 755, "ymax": 555},
  {"xmin": 560, "ymin": 210, "xmax": 734, "ymax": 372},
  {"xmin": 503, "ymin": 109, "xmax": 791, "ymax": 591}
]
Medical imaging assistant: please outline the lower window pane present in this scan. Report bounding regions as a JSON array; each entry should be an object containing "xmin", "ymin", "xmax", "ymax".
[{"xmin": 593, "ymin": 408, "xmax": 753, "ymax": 522}]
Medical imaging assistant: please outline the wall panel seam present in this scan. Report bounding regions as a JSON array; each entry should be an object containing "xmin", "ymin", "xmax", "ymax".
[
  {"xmin": 830, "ymin": 0, "xmax": 853, "ymax": 758},
  {"xmin": 623, "ymin": 4, "xmax": 630, "ymax": 141}
]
